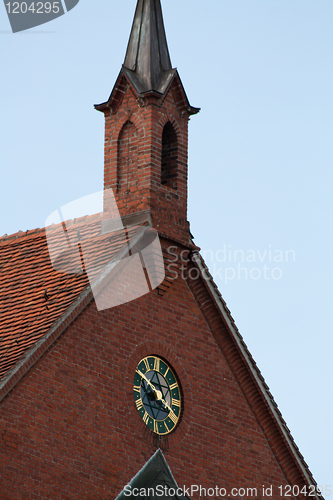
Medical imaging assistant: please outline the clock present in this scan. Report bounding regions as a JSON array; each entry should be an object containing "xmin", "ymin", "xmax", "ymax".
[{"xmin": 133, "ymin": 355, "xmax": 181, "ymax": 435}]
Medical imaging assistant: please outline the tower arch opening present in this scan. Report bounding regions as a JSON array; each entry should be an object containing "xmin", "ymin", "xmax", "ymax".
[
  {"xmin": 117, "ymin": 120, "xmax": 138, "ymax": 192},
  {"xmin": 161, "ymin": 122, "xmax": 178, "ymax": 189}
]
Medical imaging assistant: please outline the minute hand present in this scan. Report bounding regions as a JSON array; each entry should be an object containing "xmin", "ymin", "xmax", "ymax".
[
  {"xmin": 137, "ymin": 370, "xmax": 172, "ymax": 412},
  {"xmin": 136, "ymin": 369, "xmax": 157, "ymax": 392}
]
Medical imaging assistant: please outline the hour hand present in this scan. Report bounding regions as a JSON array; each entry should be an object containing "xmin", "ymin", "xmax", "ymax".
[
  {"xmin": 153, "ymin": 391, "xmax": 171, "ymax": 412},
  {"xmin": 160, "ymin": 398, "xmax": 172, "ymax": 412}
]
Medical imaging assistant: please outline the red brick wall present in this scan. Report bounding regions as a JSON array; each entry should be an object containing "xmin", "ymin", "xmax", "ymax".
[{"xmin": 0, "ymin": 261, "xmax": 293, "ymax": 500}]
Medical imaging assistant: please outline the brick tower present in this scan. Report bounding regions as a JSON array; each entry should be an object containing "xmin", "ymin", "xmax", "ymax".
[{"xmin": 95, "ymin": 0, "xmax": 199, "ymax": 246}]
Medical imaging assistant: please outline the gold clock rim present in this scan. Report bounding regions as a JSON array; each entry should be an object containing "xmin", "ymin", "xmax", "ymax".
[{"xmin": 133, "ymin": 355, "xmax": 182, "ymax": 435}]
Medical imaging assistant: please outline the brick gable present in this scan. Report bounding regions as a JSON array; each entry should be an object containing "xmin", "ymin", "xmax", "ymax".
[{"xmin": 0, "ymin": 272, "xmax": 292, "ymax": 500}]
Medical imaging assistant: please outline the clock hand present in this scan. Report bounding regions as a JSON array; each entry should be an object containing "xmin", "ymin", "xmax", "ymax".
[
  {"xmin": 152, "ymin": 389, "xmax": 172, "ymax": 412},
  {"xmin": 136, "ymin": 369, "xmax": 157, "ymax": 393},
  {"xmin": 136, "ymin": 369, "xmax": 173, "ymax": 413},
  {"xmin": 158, "ymin": 397, "xmax": 172, "ymax": 412}
]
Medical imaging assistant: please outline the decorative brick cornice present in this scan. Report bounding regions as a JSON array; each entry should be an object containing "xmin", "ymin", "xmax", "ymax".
[{"xmin": 186, "ymin": 253, "xmax": 323, "ymax": 500}]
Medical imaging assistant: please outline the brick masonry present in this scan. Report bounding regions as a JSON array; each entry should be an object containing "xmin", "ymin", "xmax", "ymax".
[
  {"xmin": 0, "ymin": 264, "xmax": 296, "ymax": 500},
  {"xmin": 101, "ymin": 75, "xmax": 190, "ymax": 246},
  {"xmin": 0, "ymin": 31, "xmax": 314, "ymax": 498}
]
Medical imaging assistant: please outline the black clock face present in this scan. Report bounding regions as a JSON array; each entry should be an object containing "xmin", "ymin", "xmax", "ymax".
[{"xmin": 133, "ymin": 356, "xmax": 181, "ymax": 435}]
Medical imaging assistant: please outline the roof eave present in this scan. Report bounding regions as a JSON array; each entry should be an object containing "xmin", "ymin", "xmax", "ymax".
[
  {"xmin": 191, "ymin": 252, "xmax": 324, "ymax": 500},
  {"xmin": 94, "ymin": 67, "xmax": 200, "ymax": 117}
]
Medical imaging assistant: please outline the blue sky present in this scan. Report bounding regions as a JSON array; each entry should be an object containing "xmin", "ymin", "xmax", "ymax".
[{"xmin": 1, "ymin": 0, "xmax": 332, "ymax": 494}]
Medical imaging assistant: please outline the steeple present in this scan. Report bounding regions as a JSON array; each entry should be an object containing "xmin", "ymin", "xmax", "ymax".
[
  {"xmin": 123, "ymin": 0, "xmax": 172, "ymax": 92},
  {"xmin": 95, "ymin": 0, "xmax": 199, "ymax": 246}
]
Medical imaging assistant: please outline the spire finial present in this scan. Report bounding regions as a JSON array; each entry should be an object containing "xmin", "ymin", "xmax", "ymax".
[{"xmin": 124, "ymin": 0, "xmax": 172, "ymax": 92}]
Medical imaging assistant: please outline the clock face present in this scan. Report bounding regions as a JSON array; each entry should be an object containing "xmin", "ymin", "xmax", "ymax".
[{"xmin": 133, "ymin": 356, "xmax": 181, "ymax": 435}]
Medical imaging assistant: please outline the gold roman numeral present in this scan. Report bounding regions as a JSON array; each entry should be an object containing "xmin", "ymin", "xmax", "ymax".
[
  {"xmin": 143, "ymin": 358, "xmax": 150, "ymax": 372},
  {"xmin": 143, "ymin": 412, "xmax": 149, "ymax": 424},
  {"xmin": 154, "ymin": 420, "xmax": 158, "ymax": 433},
  {"xmin": 164, "ymin": 419, "xmax": 172, "ymax": 431},
  {"xmin": 168, "ymin": 410, "xmax": 178, "ymax": 424},
  {"xmin": 135, "ymin": 399, "xmax": 143, "ymax": 410},
  {"xmin": 133, "ymin": 385, "xmax": 141, "ymax": 393},
  {"xmin": 172, "ymin": 399, "xmax": 180, "ymax": 407},
  {"xmin": 169, "ymin": 382, "xmax": 178, "ymax": 390},
  {"xmin": 153, "ymin": 357, "xmax": 160, "ymax": 371}
]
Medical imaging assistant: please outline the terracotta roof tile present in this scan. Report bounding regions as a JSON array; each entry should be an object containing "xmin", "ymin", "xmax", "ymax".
[{"xmin": 0, "ymin": 214, "xmax": 148, "ymax": 381}]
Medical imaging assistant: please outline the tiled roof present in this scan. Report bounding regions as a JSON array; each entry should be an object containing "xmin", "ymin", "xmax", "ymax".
[
  {"xmin": 0, "ymin": 215, "xmax": 149, "ymax": 382},
  {"xmin": 0, "ymin": 226, "xmax": 89, "ymax": 381}
]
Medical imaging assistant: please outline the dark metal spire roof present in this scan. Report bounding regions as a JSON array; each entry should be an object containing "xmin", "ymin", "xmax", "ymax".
[
  {"xmin": 124, "ymin": 0, "xmax": 172, "ymax": 92},
  {"xmin": 95, "ymin": 0, "xmax": 200, "ymax": 115}
]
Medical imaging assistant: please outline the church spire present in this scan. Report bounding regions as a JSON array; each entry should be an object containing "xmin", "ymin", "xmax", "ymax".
[
  {"xmin": 95, "ymin": 0, "xmax": 199, "ymax": 246},
  {"xmin": 123, "ymin": 0, "xmax": 172, "ymax": 92}
]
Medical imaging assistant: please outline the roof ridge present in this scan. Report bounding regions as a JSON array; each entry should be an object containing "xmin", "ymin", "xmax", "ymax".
[
  {"xmin": 0, "ymin": 228, "xmax": 44, "ymax": 244},
  {"xmin": 0, "ymin": 211, "xmax": 109, "ymax": 246}
]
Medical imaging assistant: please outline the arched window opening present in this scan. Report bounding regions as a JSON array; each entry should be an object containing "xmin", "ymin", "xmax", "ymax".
[
  {"xmin": 117, "ymin": 121, "xmax": 138, "ymax": 192},
  {"xmin": 161, "ymin": 122, "xmax": 178, "ymax": 189}
]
